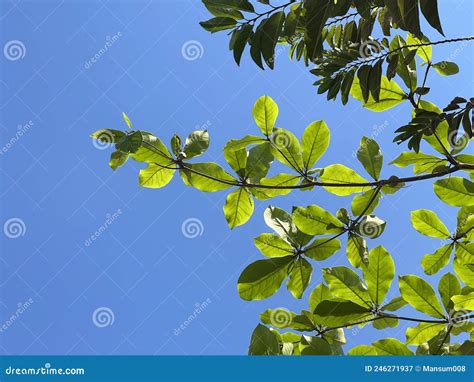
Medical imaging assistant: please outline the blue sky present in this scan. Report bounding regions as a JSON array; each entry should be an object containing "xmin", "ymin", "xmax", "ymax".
[{"xmin": 0, "ymin": 0, "xmax": 472, "ymax": 355}]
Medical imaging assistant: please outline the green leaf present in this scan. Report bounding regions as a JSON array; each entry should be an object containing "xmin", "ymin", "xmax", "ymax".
[
  {"xmin": 305, "ymin": 239, "xmax": 341, "ymax": 261},
  {"xmin": 251, "ymin": 174, "xmax": 300, "ymax": 200},
  {"xmin": 355, "ymin": 215, "xmax": 386, "ymax": 239},
  {"xmin": 381, "ymin": 296, "xmax": 408, "ymax": 312},
  {"xmin": 115, "ymin": 131, "xmax": 143, "ymax": 153},
  {"xmin": 351, "ymin": 75, "xmax": 406, "ymax": 112},
  {"xmin": 224, "ymin": 135, "xmax": 265, "ymax": 152},
  {"xmin": 361, "ymin": 246, "xmax": 395, "ymax": 305},
  {"xmin": 287, "ymin": 257, "xmax": 312, "ymax": 299},
  {"xmin": 372, "ymin": 338, "xmax": 414, "ymax": 355},
  {"xmin": 454, "ymin": 258, "xmax": 474, "ymax": 287},
  {"xmin": 301, "ymin": 120, "xmax": 330, "ymax": 170},
  {"xmin": 411, "ymin": 209, "xmax": 450, "ymax": 238},
  {"xmin": 398, "ymin": 0, "xmax": 421, "ymax": 36},
  {"xmin": 304, "ymin": 0, "xmax": 332, "ymax": 60},
  {"xmin": 390, "ymin": 151, "xmax": 446, "ymax": 174},
  {"xmin": 320, "ymin": 164, "xmax": 369, "ymax": 196},
  {"xmin": 260, "ymin": 11, "xmax": 285, "ymax": 69},
  {"xmin": 432, "ymin": 61, "xmax": 459, "ymax": 76},
  {"xmin": 223, "ymin": 188, "xmax": 254, "ymax": 228},
  {"xmin": 122, "ymin": 112, "xmax": 132, "ymax": 128},
  {"xmin": 407, "ymin": 34, "xmax": 432, "ymax": 63},
  {"xmin": 264, "ymin": 206, "xmax": 312, "ymax": 246},
  {"xmin": 351, "ymin": 189, "xmax": 381, "ymax": 216},
  {"xmin": 456, "ymin": 242, "xmax": 474, "ymax": 265},
  {"xmin": 254, "ymin": 233, "xmax": 294, "ymax": 258},
  {"xmin": 419, "ymin": 0, "xmax": 444, "ymax": 35},
  {"xmin": 399, "ymin": 275, "xmax": 445, "ymax": 318},
  {"xmin": 224, "ymin": 147, "xmax": 247, "ymax": 176},
  {"xmin": 131, "ymin": 134, "xmax": 173, "ymax": 165},
  {"xmin": 346, "ymin": 233, "xmax": 368, "ymax": 268},
  {"xmin": 170, "ymin": 134, "xmax": 182, "ymax": 157},
  {"xmin": 299, "ymin": 336, "xmax": 332, "ymax": 355},
  {"xmin": 348, "ymin": 345, "xmax": 378, "ymax": 355},
  {"xmin": 203, "ymin": 0, "xmax": 255, "ymax": 13},
  {"xmin": 313, "ymin": 299, "xmax": 372, "ymax": 326},
  {"xmin": 421, "ymin": 244, "xmax": 453, "ymax": 275},
  {"xmin": 406, "ymin": 322, "xmax": 446, "ymax": 346},
  {"xmin": 248, "ymin": 324, "xmax": 280, "ymax": 355},
  {"xmin": 452, "ymin": 292, "xmax": 474, "ymax": 311},
  {"xmin": 293, "ymin": 204, "xmax": 344, "ymax": 235},
  {"xmin": 245, "ymin": 142, "xmax": 273, "ymax": 182},
  {"xmin": 109, "ymin": 151, "xmax": 129, "ymax": 171},
  {"xmin": 323, "ymin": 267, "xmax": 372, "ymax": 308},
  {"xmin": 238, "ymin": 256, "xmax": 293, "ymax": 300},
  {"xmin": 271, "ymin": 128, "xmax": 303, "ymax": 171},
  {"xmin": 232, "ymin": 24, "xmax": 253, "ymax": 65},
  {"xmin": 139, "ymin": 163, "xmax": 175, "ymax": 188},
  {"xmin": 252, "ymin": 95, "xmax": 278, "ymax": 136},
  {"xmin": 373, "ymin": 317, "xmax": 398, "ymax": 330},
  {"xmin": 356, "ymin": 137, "xmax": 383, "ymax": 180},
  {"xmin": 179, "ymin": 162, "xmax": 235, "ymax": 192},
  {"xmin": 309, "ymin": 283, "xmax": 332, "ymax": 313},
  {"xmin": 438, "ymin": 272, "xmax": 462, "ymax": 312},
  {"xmin": 200, "ymin": 17, "xmax": 237, "ymax": 33},
  {"xmin": 433, "ymin": 177, "xmax": 474, "ymax": 207},
  {"xmin": 183, "ymin": 130, "xmax": 210, "ymax": 159}
]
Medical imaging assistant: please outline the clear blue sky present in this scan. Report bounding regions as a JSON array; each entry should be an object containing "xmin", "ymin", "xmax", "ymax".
[{"xmin": 0, "ymin": 0, "xmax": 472, "ymax": 355}]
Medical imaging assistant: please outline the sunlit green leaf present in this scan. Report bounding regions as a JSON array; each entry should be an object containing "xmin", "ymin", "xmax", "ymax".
[{"xmin": 399, "ymin": 275, "xmax": 445, "ymax": 318}]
